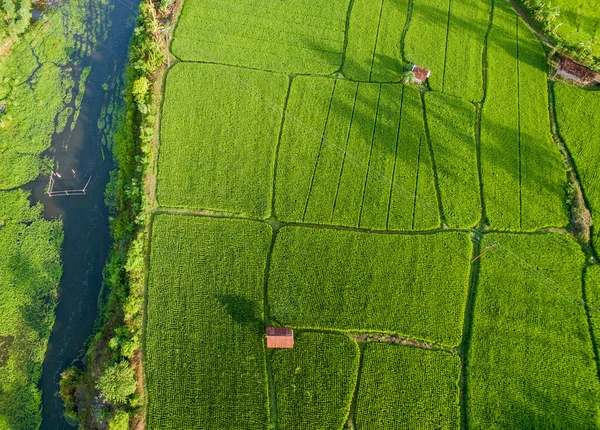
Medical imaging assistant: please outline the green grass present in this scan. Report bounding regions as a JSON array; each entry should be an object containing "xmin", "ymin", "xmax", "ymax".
[
  {"xmin": 145, "ymin": 215, "xmax": 271, "ymax": 429},
  {"xmin": 425, "ymin": 92, "xmax": 480, "ymax": 228},
  {"xmin": 0, "ymin": 190, "xmax": 63, "ymax": 430},
  {"xmin": 468, "ymin": 233, "xmax": 599, "ymax": 428},
  {"xmin": 156, "ymin": 63, "xmax": 289, "ymax": 218},
  {"xmin": 481, "ymin": 3, "xmax": 567, "ymax": 231},
  {"xmin": 585, "ymin": 264, "xmax": 600, "ymax": 350},
  {"xmin": 170, "ymin": 0, "xmax": 349, "ymax": 74},
  {"xmin": 268, "ymin": 227, "xmax": 472, "ymax": 347},
  {"xmin": 275, "ymin": 77, "xmax": 439, "ymax": 230},
  {"xmin": 342, "ymin": 0, "xmax": 408, "ymax": 82},
  {"xmin": 271, "ymin": 332, "xmax": 359, "ymax": 430},
  {"xmin": 554, "ymin": 83, "xmax": 600, "ymax": 251},
  {"xmin": 355, "ymin": 344, "xmax": 461, "ymax": 429},
  {"xmin": 404, "ymin": 0, "xmax": 489, "ymax": 102},
  {"xmin": 550, "ymin": 0, "xmax": 600, "ymax": 59}
]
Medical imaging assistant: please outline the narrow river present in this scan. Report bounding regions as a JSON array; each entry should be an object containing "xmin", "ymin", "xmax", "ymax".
[{"xmin": 27, "ymin": 0, "xmax": 138, "ymax": 427}]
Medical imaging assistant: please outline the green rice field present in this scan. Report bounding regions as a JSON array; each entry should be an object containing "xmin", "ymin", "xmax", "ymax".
[{"xmin": 144, "ymin": 0, "xmax": 600, "ymax": 428}]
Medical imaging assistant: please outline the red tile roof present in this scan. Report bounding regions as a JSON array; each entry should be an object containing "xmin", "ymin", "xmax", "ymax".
[
  {"xmin": 412, "ymin": 65, "xmax": 431, "ymax": 83},
  {"xmin": 266, "ymin": 327, "xmax": 294, "ymax": 349},
  {"xmin": 557, "ymin": 57, "xmax": 600, "ymax": 83}
]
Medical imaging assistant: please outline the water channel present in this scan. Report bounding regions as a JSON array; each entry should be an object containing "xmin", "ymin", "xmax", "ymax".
[{"xmin": 27, "ymin": 0, "xmax": 139, "ymax": 426}]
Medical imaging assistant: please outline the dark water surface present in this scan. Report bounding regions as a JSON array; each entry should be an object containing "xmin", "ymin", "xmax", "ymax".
[{"xmin": 29, "ymin": 0, "xmax": 138, "ymax": 427}]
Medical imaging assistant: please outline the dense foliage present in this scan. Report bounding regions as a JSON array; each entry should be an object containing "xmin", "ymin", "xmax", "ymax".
[
  {"xmin": 520, "ymin": 0, "xmax": 600, "ymax": 69},
  {"xmin": 0, "ymin": 0, "xmax": 31, "ymax": 41},
  {"xmin": 0, "ymin": 190, "xmax": 63, "ymax": 429},
  {"xmin": 271, "ymin": 333, "xmax": 359, "ymax": 430},
  {"xmin": 355, "ymin": 344, "xmax": 461, "ymax": 429}
]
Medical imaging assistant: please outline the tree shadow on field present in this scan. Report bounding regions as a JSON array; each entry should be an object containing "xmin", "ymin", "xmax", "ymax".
[
  {"xmin": 479, "ymin": 381, "xmax": 599, "ymax": 429},
  {"xmin": 217, "ymin": 294, "xmax": 264, "ymax": 336}
]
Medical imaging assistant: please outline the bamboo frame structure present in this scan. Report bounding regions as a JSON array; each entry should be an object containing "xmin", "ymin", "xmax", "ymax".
[{"xmin": 46, "ymin": 172, "xmax": 92, "ymax": 197}]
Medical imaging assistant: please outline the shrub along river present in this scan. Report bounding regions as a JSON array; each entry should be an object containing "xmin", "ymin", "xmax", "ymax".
[{"xmin": 26, "ymin": 0, "xmax": 138, "ymax": 427}]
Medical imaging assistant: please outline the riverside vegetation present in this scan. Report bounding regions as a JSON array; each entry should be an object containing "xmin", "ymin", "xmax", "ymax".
[{"xmin": 0, "ymin": 0, "xmax": 111, "ymax": 427}]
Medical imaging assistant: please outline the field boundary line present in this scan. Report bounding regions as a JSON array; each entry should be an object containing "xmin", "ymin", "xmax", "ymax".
[
  {"xmin": 474, "ymin": 0, "xmax": 495, "ymax": 226},
  {"xmin": 297, "ymin": 327, "xmax": 457, "ymax": 353},
  {"xmin": 458, "ymin": 233, "xmax": 483, "ymax": 430},
  {"xmin": 399, "ymin": 0, "xmax": 414, "ymax": 63},
  {"xmin": 345, "ymin": 342, "xmax": 365, "ymax": 429},
  {"xmin": 546, "ymin": 80, "xmax": 595, "ymax": 256},
  {"xmin": 358, "ymin": 83, "xmax": 382, "ymax": 227},
  {"xmin": 331, "ymin": 83, "xmax": 359, "ymax": 223},
  {"xmin": 441, "ymin": 0, "xmax": 453, "ymax": 93},
  {"xmin": 411, "ymin": 137, "xmax": 423, "ymax": 229},
  {"xmin": 303, "ymin": 81, "xmax": 337, "ymax": 222},
  {"xmin": 420, "ymin": 91, "xmax": 446, "ymax": 226},
  {"xmin": 271, "ymin": 76, "xmax": 293, "ymax": 218},
  {"xmin": 582, "ymin": 265, "xmax": 600, "ymax": 383},
  {"xmin": 516, "ymin": 15, "xmax": 523, "ymax": 230},
  {"xmin": 368, "ymin": 0, "xmax": 386, "ymax": 81},
  {"xmin": 337, "ymin": 0, "xmax": 356, "ymax": 74},
  {"xmin": 167, "ymin": 41, "xmax": 600, "ymax": 315},
  {"xmin": 263, "ymin": 226, "xmax": 279, "ymax": 429},
  {"xmin": 386, "ymin": 86, "xmax": 404, "ymax": 230}
]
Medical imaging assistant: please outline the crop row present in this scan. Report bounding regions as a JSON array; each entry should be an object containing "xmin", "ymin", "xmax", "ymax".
[
  {"xmin": 275, "ymin": 77, "xmax": 440, "ymax": 230},
  {"xmin": 480, "ymin": 2, "xmax": 567, "ymax": 231},
  {"xmin": 554, "ymin": 83, "xmax": 600, "ymax": 252},
  {"xmin": 404, "ymin": 0, "xmax": 490, "ymax": 102},
  {"xmin": 342, "ymin": 0, "xmax": 408, "ymax": 82},
  {"xmin": 171, "ymin": 0, "xmax": 349, "ymax": 74}
]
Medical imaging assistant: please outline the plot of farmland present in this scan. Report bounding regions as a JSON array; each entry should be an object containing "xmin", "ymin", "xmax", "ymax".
[
  {"xmin": 271, "ymin": 332, "xmax": 359, "ymax": 430},
  {"xmin": 170, "ymin": 0, "xmax": 350, "ymax": 74},
  {"xmin": 468, "ymin": 233, "xmax": 599, "ymax": 428},
  {"xmin": 554, "ymin": 83, "xmax": 600, "ymax": 251},
  {"xmin": 156, "ymin": 63, "xmax": 288, "ymax": 218},
  {"xmin": 145, "ymin": 215, "xmax": 272, "ymax": 429},
  {"xmin": 481, "ymin": 2, "xmax": 568, "ymax": 231},
  {"xmin": 342, "ymin": 0, "xmax": 408, "ymax": 82},
  {"xmin": 355, "ymin": 344, "xmax": 461, "ymax": 429},
  {"xmin": 268, "ymin": 227, "xmax": 472, "ymax": 347},
  {"xmin": 275, "ymin": 77, "xmax": 440, "ymax": 231},
  {"xmin": 425, "ymin": 92, "xmax": 480, "ymax": 228},
  {"xmin": 404, "ymin": 0, "xmax": 490, "ymax": 102}
]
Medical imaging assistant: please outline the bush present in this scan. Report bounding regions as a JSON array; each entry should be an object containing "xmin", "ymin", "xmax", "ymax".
[
  {"xmin": 96, "ymin": 361, "xmax": 137, "ymax": 404},
  {"xmin": 109, "ymin": 410, "xmax": 130, "ymax": 430}
]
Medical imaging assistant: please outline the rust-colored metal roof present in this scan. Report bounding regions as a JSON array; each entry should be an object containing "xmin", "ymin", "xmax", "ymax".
[
  {"xmin": 266, "ymin": 327, "xmax": 294, "ymax": 349},
  {"xmin": 557, "ymin": 57, "xmax": 599, "ymax": 83},
  {"xmin": 412, "ymin": 65, "xmax": 431, "ymax": 83}
]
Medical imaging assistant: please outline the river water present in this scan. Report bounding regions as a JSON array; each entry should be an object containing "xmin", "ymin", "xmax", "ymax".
[{"xmin": 27, "ymin": 0, "xmax": 138, "ymax": 427}]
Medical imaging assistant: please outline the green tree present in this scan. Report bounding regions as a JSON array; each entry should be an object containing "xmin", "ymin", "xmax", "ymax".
[
  {"xmin": 96, "ymin": 361, "xmax": 137, "ymax": 404},
  {"xmin": 108, "ymin": 410, "xmax": 130, "ymax": 430}
]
